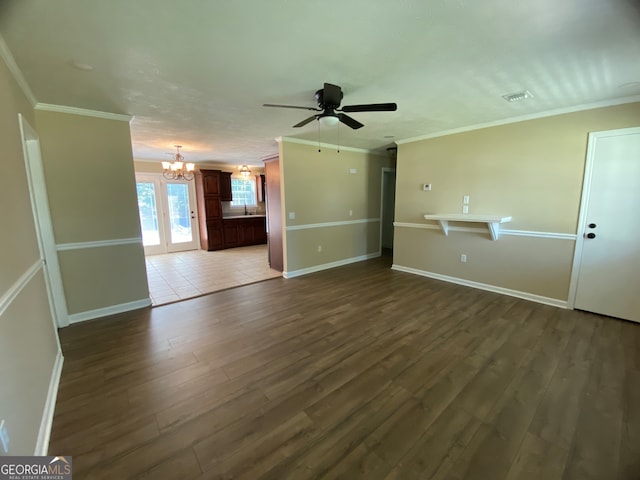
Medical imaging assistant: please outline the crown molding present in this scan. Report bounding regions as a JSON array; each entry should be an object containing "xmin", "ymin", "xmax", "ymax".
[
  {"xmin": 35, "ymin": 103, "xmax": 133, "ymax": 122},
  {"xmin": 396, "ymin": 95, "xmax": 640, "ymax": 145},
  {"xmin": 0, "ymin": 33, "xmax": 37, "ymax": 106},
  {"xmin": 279, "ymin": 136, "xmax": 387, "ymax": 156},
  {"xmin": 260, "ymin": 153, "xmax": 279, "ymax": 162}
]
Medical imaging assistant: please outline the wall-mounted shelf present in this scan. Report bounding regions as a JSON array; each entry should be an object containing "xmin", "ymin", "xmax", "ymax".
[{"xmin": 423, "ymin": 214, "xmax": 512, "ymax": 240}]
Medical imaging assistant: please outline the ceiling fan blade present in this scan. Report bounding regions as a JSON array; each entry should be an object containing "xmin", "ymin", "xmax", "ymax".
[
  {"xmin": 338, "ymin": 113, "xmax": 364, "ymax": 130},
  {"xmin": 341, "ymin": 103, "xmax": 397, "ymax": 113},
  {"xmin": 263, "ymin": 104, "xmax": 320, "ymax": 111},
  {"xmin": 293, "ymin": 115, "xmax": 318, "ymax": 128},
  {"xmin": 323, "ymin": 83, "xmax": 343, "ymax": 107}
]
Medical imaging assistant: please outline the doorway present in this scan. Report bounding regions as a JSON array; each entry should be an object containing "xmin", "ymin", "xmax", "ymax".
[
  {"xmin": 570, "ymin": 127, "xmax": 640, "ymax": 323},
  {"xmin": 135, "ymin": 174, "xmax": 199, "ymax": 255},
  {"xmin": 380, "ymin": 168, "xmax": 396, "ymax": 254}
]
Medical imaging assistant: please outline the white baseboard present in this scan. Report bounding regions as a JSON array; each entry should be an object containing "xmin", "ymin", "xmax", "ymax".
[
  {"xmin": 284, "ymin": 252, "xmax": 381, "ymax": 279},
  {"xmin": 67, "ymin": 298, "xmax": 152, "ymax": 324},
  {"xmin": 35, "ymin": 349, "xmax": 63, "ymax": 455},
  {"xmin": 391, "ymin": 264, "xmax": 569, "ymax": 309}
]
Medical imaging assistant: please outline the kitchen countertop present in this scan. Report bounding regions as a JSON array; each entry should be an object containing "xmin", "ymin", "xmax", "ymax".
[{"xmin": 223, "ymin": 214, "xmax": 266, "ymax": 219}]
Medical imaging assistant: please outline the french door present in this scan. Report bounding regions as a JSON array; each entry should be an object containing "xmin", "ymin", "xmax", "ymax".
[{"xmin": 136, "ymin": 174, "xmax": 199, "ymax": 255}]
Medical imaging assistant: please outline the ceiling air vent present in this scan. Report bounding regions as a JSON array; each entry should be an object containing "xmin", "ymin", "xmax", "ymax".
[{"xmin": 502, "ymin": 90, "xmax": 533, "ymax": 102}]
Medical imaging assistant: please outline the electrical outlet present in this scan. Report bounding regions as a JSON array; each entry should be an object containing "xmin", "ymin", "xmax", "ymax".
[
  {"xmin": 317, "ymin": 245, "xmax": 322, "ymax": 253},
  {"xmin": 348, "ymin": 168, "xmax": 357, "ymax": 174},
  {"xmin": 422, "ymin": 183, "xmax": 432, "ymax": 191},
  {"xmin": 0, "ymin": 420, "xmax": 10, "ymax": 453},
  {"xmin": 460, "ymin": 254, "xmax": 467, "ymax": 263},
  {"xmin": 288, "ymin": 212, "xmax": 295, "ymax": 220},
  {"xmin": 462, "ymin": 205, "xmax": 469, "ymax": 214},
  {"xmin": 463, "ymin": 195, "xmax": 470, "ymax": 204},
  {"xmin": 349, "ymin": 209, "xmax": 353, "ymax": 217}
]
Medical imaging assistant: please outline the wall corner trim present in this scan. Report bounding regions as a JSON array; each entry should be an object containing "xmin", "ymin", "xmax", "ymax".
[
  {"xmin": 0, "ymin": 260, "xmax": 44, "ymax": 317},
  {"xmin": 34, "ymin": 349, "xmax": 64, "ymax": 456},
  {"xmin": 391, "ymin": 264, "xmax": 569, "ymax": 309},
  {"xmin": 279, "ymin": 136, "xmax": 388, "ymax": 156},
  {"xmin": 286, "ymin": 218, "xmax": 380, "ymax": 231},
  {"xmin": 0, "ymin": 33, "xmax": 37, "ymax": 106},
  {"xmin": 67, "ymin": 298, "xmax": 151, "ymax": 325},
  {"xmin": 284, "ymin": 252, "xmax": 380, "ymax": 279},
  {"xmin": 35, "ymin": 103, "xmax": 132, "ymax": 122},
  {"xmin": 56, "ymin": 237, "xmax": 141, "ymax": 251}
]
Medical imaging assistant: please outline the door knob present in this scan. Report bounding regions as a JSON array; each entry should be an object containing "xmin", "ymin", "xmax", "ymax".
[
  {"xmin": 586, "ymin": 232, "xmax": 596, "ymax": 239},
  {"xmin": 588, "ymin": 223, "xmax": 596, "ymax": 228}
]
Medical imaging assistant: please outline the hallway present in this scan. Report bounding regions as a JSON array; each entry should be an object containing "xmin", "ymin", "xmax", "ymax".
[{"xmin": 145, "ymin": 245, "xmax": 281, "ymax": 305}]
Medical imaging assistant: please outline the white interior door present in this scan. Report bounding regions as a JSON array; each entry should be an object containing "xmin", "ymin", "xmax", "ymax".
[
  {"xmin": 136, "ymin": 174, "xmax": 199, "ymax": 255},
  {"xmin": 572, "ymin": 127, "xmax": 640, "ymax": 323}
]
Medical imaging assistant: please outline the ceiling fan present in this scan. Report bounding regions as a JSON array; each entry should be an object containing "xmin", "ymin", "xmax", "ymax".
[{"xmin": 263, "ymin": 82, "xmax": 397, "ymax": 130}]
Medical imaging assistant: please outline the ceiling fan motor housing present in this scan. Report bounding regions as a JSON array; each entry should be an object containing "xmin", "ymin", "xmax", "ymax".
[{"xmin": 315, "ymin": 87, "xmax": 343, "ymax": 109}]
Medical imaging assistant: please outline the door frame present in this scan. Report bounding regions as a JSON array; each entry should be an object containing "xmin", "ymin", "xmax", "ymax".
[
  {"xmin": 19, "ymin": 114, "xmax": 69, "ymax": 329},
  {"xmin": 135, "ymin": 172, "xmax": 200, "ymax": 255},
  {"xmin": 567, "ymin": 126, "xmax": 640, "ymax": 308}
]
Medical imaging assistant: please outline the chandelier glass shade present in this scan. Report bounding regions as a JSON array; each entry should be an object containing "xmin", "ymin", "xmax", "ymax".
[
  {"xmin": 162, "ymin": 145, "xmax": 195, "ymax": 181},
  {"xmin": 239, "ymin": 164, "xmax": 252, "ymax": 177}
]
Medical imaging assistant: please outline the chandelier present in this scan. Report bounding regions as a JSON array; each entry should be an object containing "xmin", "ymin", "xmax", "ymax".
[
  {"xmin": 162, "ymin": 145, "xmax": 195, "ymax": 181},
  {"xmin": 239, "ymin": 164, "xmax": 252, "ymax": 177}
]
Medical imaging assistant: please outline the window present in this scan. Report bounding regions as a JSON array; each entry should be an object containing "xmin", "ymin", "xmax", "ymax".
[{"xmin": 231, "ymin": 177, "xmax": 256, "ymax": 206}]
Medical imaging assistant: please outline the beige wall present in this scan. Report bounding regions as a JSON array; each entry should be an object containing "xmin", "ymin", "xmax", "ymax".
[
  {"xmin": 36, "ymin": 112, "xmax": 141, "ymax": 243},
  {"xmin": 0, "ymin": 54, "xmax": 60, "ymax": 453},
  {"xmin": 35, "ymin": 111, "xmax": 149, "ymax": 316},
  {"xmin": 394, "ymin": 102, "xmax": 640, "ymax": 301},
  {"xmin": 57, "ymin": 244, "xmax": 148, "ymax": 314},
  {"xmin": 280, "ymin": 140, "xmax": 391, "ymax": 273}
]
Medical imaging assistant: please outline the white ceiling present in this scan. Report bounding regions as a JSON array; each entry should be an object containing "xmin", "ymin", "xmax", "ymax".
[{"xmin": 1, "ymin": 0, "xmax": 639, "ymax": 165}]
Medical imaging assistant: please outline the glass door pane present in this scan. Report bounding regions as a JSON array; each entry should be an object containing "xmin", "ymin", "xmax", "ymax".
[
  {"xmin": 136, "ymin": 182, "xmax": 161, "ymax": 247},
  {"xmin": 166, "ymin": 183, "xmax": 193, "ymax": 244}
]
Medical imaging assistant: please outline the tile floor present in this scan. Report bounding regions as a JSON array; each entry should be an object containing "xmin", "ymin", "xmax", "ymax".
[{"xmin": 144, "ymin": 244, "xmax": 282, "ymax": 306}]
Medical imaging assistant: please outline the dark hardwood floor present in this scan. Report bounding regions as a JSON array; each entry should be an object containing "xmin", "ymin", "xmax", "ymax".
[{"xmin": 49, "ymin": 255, "xmax": 640, "ymax": 479}]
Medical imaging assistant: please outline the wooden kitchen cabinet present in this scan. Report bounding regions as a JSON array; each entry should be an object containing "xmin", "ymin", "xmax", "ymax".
[
  {"xmin": 202, "ymin": 171, "xmax": 220, "ymax": 195},
  {"xmin": 220, "ymin": 172, "xmax": 233, "ymax": 201},
  {"xmin": 195, "ymin": 169, "xmax": 224, "ymax": 251},
  {"xmin": 222, "ymin": 216, "xmax": 267, "ymax": 248},
  {"xmin": 223, "ymin": 222, "xmax": 239, "ymax": 247},
  {"xmin": 252, "ymin": 218, "xmax": 267, "ymax": 244}
]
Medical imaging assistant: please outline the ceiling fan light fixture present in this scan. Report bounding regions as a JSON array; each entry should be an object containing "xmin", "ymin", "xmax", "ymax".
[{"xmin": 319, "ymin": 115, "xmax": 340, "ymax": 127}]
